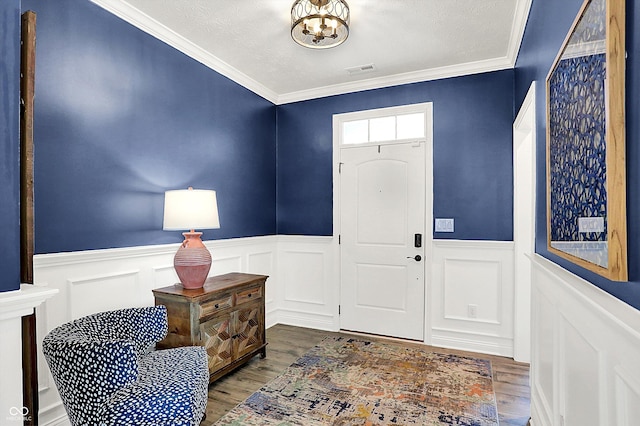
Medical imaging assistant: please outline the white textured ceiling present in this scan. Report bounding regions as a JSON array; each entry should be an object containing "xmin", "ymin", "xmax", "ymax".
[{"xmin": 91, "ymin": 0, "xmax": 532, "ymax": 104}]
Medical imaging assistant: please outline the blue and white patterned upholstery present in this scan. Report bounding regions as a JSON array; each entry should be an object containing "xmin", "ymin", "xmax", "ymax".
[{"xmin": 43, "ymin": 306, "xmax": 208, "ymax": 426}]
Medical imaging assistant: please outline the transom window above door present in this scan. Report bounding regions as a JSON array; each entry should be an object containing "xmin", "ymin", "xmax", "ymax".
[{"xmin": 342, "ymin": 111, "xmax": 425, "ymax": 145}]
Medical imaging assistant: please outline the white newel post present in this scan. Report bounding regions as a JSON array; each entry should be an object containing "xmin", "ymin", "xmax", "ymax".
[{"xmin": 0, "ymin": 285, "xmax": 58, "ymax": 423}]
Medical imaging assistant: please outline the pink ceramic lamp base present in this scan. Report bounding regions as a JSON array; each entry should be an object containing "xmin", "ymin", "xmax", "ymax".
[{"xmin": 173, "ymin": 231, "xmax": 212, "ymax": 289}]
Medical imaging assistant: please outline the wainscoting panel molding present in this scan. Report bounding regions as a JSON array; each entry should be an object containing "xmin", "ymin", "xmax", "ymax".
[
  {"xmin": 68, "ymin": 270, "xmax": 142, "ymax": 320},
  {"xmin": 248, "ymin": 251, "xmax": 276, "ymax": 305},
  {"xmin": 34, "ymin": 235, "xmax": 278, "ymax": 426},
  {"xmin": 530, "ymin": 255, "xmax": 640, "ymax": 426},
  {"xmin": 275, "ymin": 235, "xmax": 337, "ymax": 331},
  {"xmin": 615, "ymin": 366, "xmax": 640, "ymax": 426},
  {"xmin": 431, "ymin": 240, "xmax": 515, "ymax": 356}
]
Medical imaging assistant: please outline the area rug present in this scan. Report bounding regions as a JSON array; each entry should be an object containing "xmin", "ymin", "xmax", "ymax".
[{"xmin": 215, "ymin": 336, "xmax": 498, "ymax": 425}]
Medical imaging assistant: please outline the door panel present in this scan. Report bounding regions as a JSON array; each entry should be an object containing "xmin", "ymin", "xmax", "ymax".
[
  {"xmin": 356, "ymin": 263, "xmax": 407, "ymax": 310},
  {"xmin": 340, "ymin": 142, "xmax": 425, "ymax": 340},
  {"xmin": 356, "ymin": 160, "xmax": 408, "ymax": 245}
]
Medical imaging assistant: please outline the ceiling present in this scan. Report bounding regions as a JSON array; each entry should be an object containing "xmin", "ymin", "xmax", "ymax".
[{"xmin": 90, "ymin": 0, "xmax": 532, "ymax": 104}]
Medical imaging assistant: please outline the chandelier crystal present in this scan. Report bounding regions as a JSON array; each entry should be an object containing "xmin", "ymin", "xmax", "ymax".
[{"xmin": 291, "ymin": 0, "xmax": 350, "ymax": 49}]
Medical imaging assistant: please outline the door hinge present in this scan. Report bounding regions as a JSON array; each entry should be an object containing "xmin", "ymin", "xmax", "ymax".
[
  {"xmin": 338, "ymin": 305, "xmax": 341, "ymax": 315},
  {"xmin": 339, "ymin": 162, "xmax": 344, "ymax": 173},
  {"xmin": 338, "ymin": 234, "xmax": 341, "ymax": 244}
]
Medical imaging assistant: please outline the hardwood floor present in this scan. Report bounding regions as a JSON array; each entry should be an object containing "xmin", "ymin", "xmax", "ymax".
[{"xmin": 204, "ymin": 324, "xmax": 531, "ymax": 425}]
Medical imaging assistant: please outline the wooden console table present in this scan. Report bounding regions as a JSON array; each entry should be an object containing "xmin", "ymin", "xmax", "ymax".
[{"xmin": 153, "ymin": 272, "xmax": 268, "ymax": 383}]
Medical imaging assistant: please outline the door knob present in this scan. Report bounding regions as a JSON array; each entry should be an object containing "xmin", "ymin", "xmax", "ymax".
[{"xmin": 407, "ymin": 255, "xmax": 422, "ymax": 261}]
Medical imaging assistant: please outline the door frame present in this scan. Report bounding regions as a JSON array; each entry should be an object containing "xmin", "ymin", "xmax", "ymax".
[
  {"xmin": 332, "ymin": 102, "xmax": 434, "ymax": 344},
  {"xmin": 513, "ymin": 82, "xmax": 536, "ymax": 363}
]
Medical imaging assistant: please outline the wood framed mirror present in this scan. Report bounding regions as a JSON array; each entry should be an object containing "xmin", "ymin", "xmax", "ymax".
[{"xmin": 546, "ymin": 0, "xmax": 627, "ymax": 281}]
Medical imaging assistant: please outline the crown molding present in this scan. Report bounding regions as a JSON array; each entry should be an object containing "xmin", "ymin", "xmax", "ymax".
[
  {"xmin": 507, "ymin": 0, "xmax": 534, "ymax": 65},
  {"xmin": 275, "ymin": 56, "xmax": 514, "ymax": 104},
  {"xmin": 89, "ymin": 0, "xmax": 280, "ymax": 104},
  {"xmin": 90, "ymin": 0, "xmax": 531, "ymax": 106},
  {"xmin": 277, "ymin": 0, "xmax": 532, "ymax": 104}
]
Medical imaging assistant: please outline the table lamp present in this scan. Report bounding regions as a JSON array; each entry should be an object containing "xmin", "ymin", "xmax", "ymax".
[{"xmin": 163, "ymin": 187, "xmax": 220, "ymax": 289}]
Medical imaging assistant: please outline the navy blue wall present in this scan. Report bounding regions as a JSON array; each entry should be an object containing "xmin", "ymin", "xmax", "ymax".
[
  {"xmin": 515, "ymin": 0, "xmax": 640, "ymax": 309},
  {"xmin": 12, "ymin": 0, "xmax": 636, "ymax": 310},
  {"xmin": 277, "ymin": 71, "xmax": 515, "ymax": 240},
  {"xmin": 23, "ymin": 0, "xmax": 276, "ymax": 254},
  {"xmin": 0, "ymin": 0, "xmax": 21, "ymax": 292}
]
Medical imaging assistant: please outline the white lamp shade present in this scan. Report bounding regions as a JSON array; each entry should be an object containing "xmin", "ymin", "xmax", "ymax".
[{"xmin": 163, "ymin": 188, "xmax": 220, "ymax": 231}]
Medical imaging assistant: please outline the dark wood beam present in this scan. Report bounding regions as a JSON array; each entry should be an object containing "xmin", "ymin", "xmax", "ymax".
[{"xmin": 20, "ymin": 10, "xmax": 37, "ymax": 426}]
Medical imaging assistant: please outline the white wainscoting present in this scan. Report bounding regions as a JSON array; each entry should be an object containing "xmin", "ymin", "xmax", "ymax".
[
  {"xmin": 530, "ymin": 255, "xmax": 640, "ymax": 426},
  {"xmin": 34, "ymin": 235, "xmax": 278, "ymax": 426},
  {"xmin": 430, "ymin": 240, "xmax": 515, "ymax": 356},
  {"xmin": 274, "ymin": 235, "xmax": 337, "ymax": 331},
  {"xmin": 33, "ymin": 234, "xmax": 640, "ymax": 426},
  {"xmin": 0, "ymin": 285, "xmax": 57, "ymax": 423},
  {"xmin": 34, "ymin": 235, "xmax": 517, "ymax": 425}
]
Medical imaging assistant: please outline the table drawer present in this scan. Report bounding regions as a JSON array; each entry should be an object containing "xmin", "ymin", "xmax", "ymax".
[
  {"xmin": 199, "ymin": 294, "xmax": 233, "ymax": 318},
  {"xmin": 235, "ymin": 285, "xmax": 262, "ymax": 305}
]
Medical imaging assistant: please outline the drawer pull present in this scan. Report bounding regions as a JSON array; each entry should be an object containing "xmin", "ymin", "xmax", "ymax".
[
  {"xmin": 236, "ymin": 286, "xmax": 262, "ymax": 305},
  {"xmin": 199, "ymin": 296, "xmax": 232, "ymax": 318}
]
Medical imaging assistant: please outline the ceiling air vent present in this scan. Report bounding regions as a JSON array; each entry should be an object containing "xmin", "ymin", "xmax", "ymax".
[{"xmin": 345, "ymin": 63, "xmax": 376, "ymax": 75}]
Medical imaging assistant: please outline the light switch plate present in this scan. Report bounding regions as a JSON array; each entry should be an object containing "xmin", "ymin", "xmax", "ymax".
[
  {"xmin": 435, "ymin": 218, "xmax": 454, "ymax": 232},
  {"xmin": 578, "ymin": 217, "xmax": 604, "ymax": 233}
]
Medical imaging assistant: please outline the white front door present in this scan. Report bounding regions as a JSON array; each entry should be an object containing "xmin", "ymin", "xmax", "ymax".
[{"xmin": 339, "ymin": 142, "xmax": 426, "ymax": 340}]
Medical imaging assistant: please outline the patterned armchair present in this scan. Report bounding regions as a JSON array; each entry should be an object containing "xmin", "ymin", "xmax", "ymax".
[{"xmin": 42, "ymin": 306, "xmax": 208, "ymax": 426}]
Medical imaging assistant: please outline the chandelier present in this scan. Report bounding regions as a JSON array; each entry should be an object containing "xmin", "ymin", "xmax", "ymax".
[{"xmin": 291, "ymin": 0, "xmax": 350, "ymax": 49}]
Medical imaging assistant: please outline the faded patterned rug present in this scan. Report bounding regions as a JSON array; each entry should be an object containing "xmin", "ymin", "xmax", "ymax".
[{"xmin": 215, "ymin": 336, "xmax": 498, "ymax": 425}]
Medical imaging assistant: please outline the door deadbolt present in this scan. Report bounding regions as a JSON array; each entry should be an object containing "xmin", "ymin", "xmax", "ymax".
[{"xmin": 407, "ymin": 255, "xmax": 422, "ymax": 261}]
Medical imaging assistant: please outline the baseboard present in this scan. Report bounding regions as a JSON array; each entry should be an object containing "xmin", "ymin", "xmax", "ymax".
[
  {"xmin": 275, "ymin": 308, "xmax": 337, "ymax": 332},
  {"xmin": 43, "ymin": 417, "xmax": 71, "ymax": 426},
  {"xmin": 38, "ymin": 402, "xmax": 70, "ymax": 426},
  {"xmin": 265, "ymin": 307, "xmax": 279, "ymax": 329},
  {"xmin": 431, "ymin": 328, "xmax": 514, "ymax": 357}
]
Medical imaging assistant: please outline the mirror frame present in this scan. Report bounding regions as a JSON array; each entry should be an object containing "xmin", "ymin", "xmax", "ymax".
[{"xmin": 545, "ymin": 0, "xmax": 627, "ymax": 281}]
